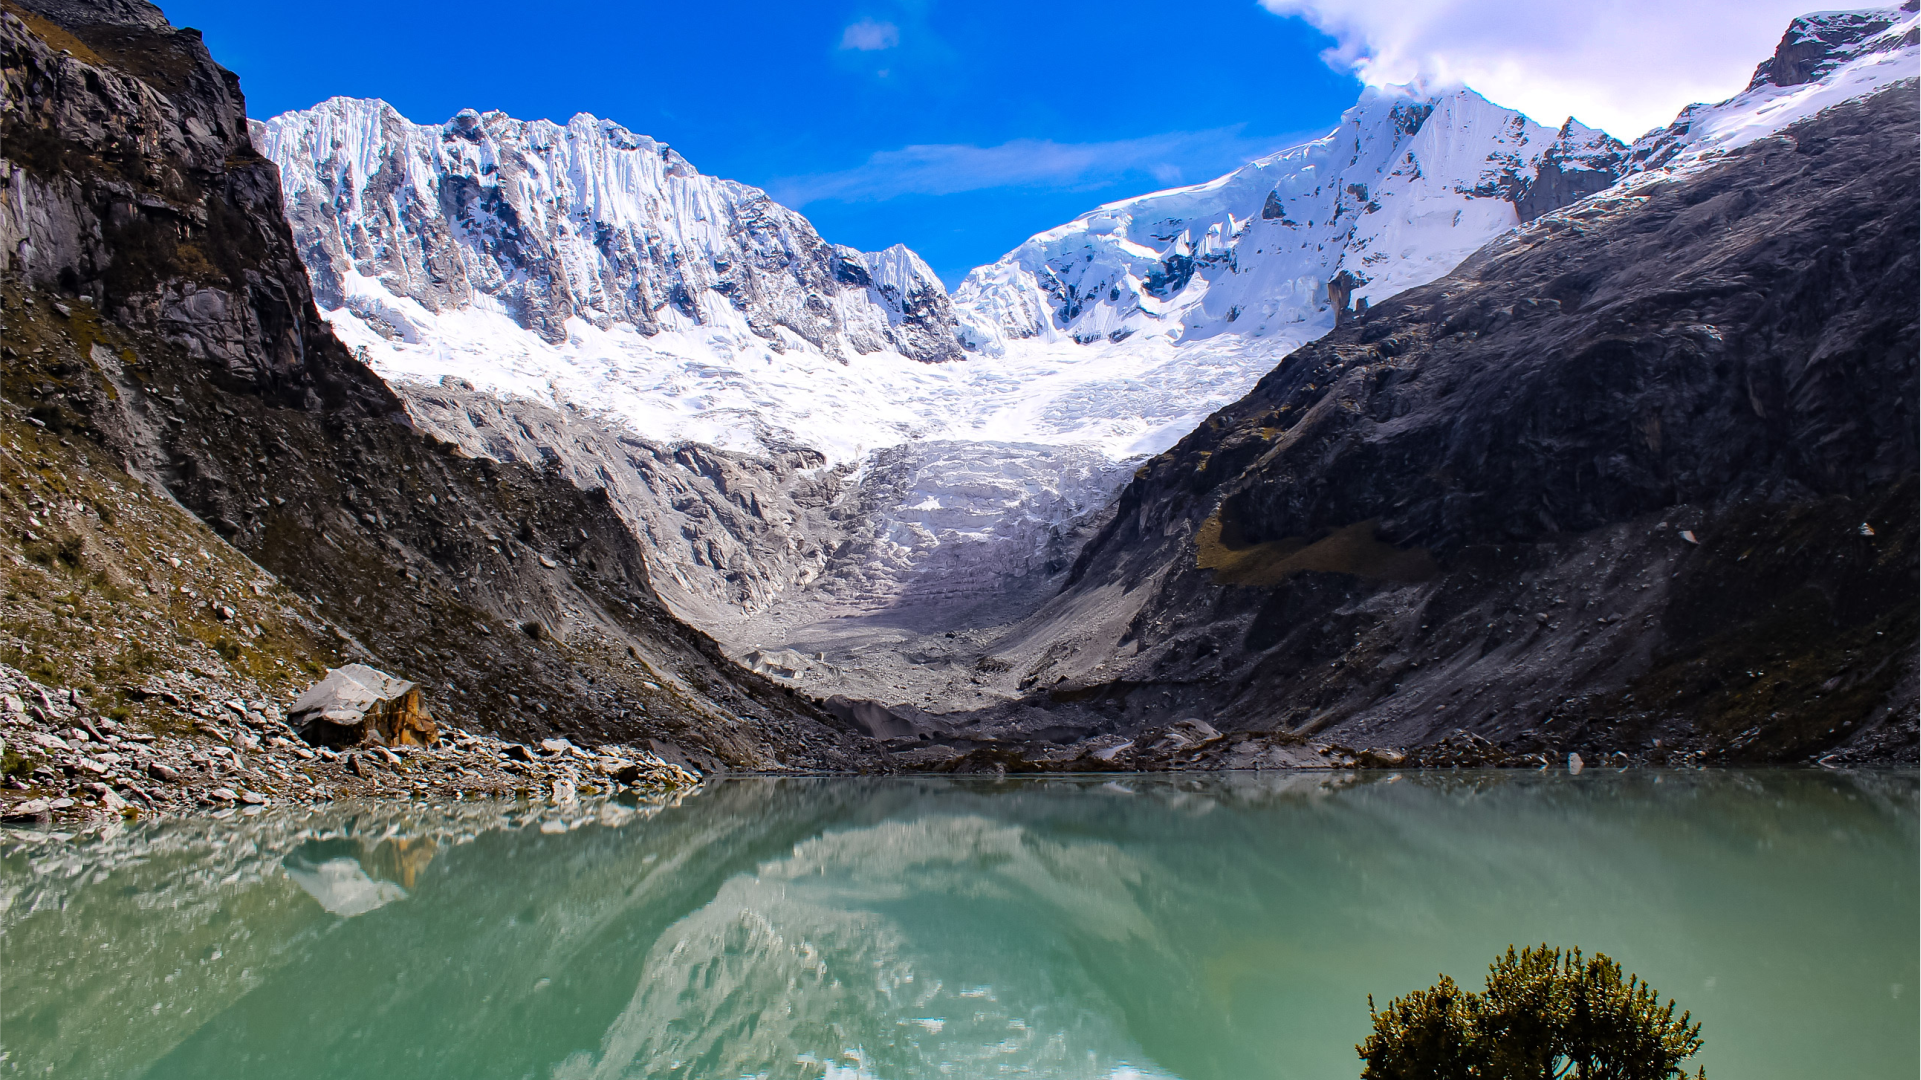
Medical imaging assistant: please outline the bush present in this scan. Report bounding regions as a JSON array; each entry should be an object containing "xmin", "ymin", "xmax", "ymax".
[{"xmin": 1358, "ymin": 945, "xmax": 1704, "ymax": 1079}]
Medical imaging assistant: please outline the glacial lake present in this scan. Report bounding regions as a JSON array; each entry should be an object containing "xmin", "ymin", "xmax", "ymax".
[{"xmin": 2, "ymin": 770, "xmax": 1915, "ymax": 1080}]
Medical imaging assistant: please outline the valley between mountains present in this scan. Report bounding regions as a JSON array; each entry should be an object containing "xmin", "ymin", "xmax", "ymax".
[{"xmin": 1, "ymin": 0, "xmax": 1914, "ymax": 804}]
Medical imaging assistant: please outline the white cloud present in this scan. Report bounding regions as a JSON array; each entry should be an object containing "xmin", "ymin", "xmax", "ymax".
[
  {"xmin": 1260, "ymin": 0, "xmax": 1821, "ymax": 139},
  {"xmin": 767, "ymin": 127, "xmax": 1318, "ymax": 205},
  {"xmin": 840, "ymin": 18, "xmax": 901, "ymax": 51}
]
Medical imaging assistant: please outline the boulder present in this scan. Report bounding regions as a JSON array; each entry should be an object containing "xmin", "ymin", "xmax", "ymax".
[
  {"xmin": 3, "ymin": 798, "xmax": 50, "ymax": 823},
  {"xmin": 289, "ymin": 665, "xmax": 438, "ymax": 748}
]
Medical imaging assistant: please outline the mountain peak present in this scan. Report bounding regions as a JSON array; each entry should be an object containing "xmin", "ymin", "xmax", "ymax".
[
  {"xmin": 950, "ymin": 83, "xmax": 1622, "ymax": 356},
  {"xmin": 258, "ymin": 100, "xmax": 960, "ymax": 360}
]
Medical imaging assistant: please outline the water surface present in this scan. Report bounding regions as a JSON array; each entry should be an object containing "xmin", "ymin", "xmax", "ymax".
[{"xmin": 3, "ymin": 770, "xmax": 1915, "ymax": 1079}]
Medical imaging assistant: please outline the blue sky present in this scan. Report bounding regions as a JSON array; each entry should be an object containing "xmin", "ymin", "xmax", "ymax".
[{"xmin": 162, "ymin": 0, "xmax": 1361, "ymax": 285}]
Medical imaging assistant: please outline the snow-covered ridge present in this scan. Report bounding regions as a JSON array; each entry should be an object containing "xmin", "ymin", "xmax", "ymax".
[
  {"xmin": 949, "ymin": 86, "xmax": 1626, "ymax": 356},
  {"xmin": 255, "ymin": 97, "xmax": 962, "ymax": 363},
  {"xmin": 257, "ymin": 84, "xmax": 1637, "ymax": 465},
  {"xmin": 1628, "ymin": 2, "xmax": 1918, "ymax": 174}
]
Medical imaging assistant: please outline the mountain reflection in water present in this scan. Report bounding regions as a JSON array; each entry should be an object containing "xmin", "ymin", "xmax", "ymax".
[{"xmin": 2, "ymin": 771, "xmax": 1914, "ymax": 1080}]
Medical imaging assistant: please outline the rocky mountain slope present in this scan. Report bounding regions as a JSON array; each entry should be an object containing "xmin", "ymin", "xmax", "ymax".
[
  {"xmin": 945, "ymin": 55, "xmax": 1919, "ymax": 768},
  {"xmin": 0, "ymin": 0, "xmax": 884, "ymax": 785}
]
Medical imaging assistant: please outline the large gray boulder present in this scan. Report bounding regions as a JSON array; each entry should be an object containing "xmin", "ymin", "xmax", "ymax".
[{"xmin": 289, "ymin": 665, "xmax": 437, "ymax": 748}]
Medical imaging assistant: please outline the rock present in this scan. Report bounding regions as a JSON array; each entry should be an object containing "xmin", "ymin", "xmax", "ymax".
[
  {"xmin": 1356, "ymin": 748, "xmax": 1407, "ymax": 768},
  {"xmin": 210, "ymin": 787, "xmax": 238, "ymax": 801},
  {"xmin": 239, "ymin": 790, "xmax": 268, "ymax": 805},
  {"xmin": 3, "ymin": 799, "xmax": 50, "ymax": 822},
  {"xmin": 289, "ymin": 664, "xmax": 438, "ymax": 748},
  {"xmin": 550, "ymin": 777, "xmax": 576, "ymax": 803},
  {"xmin": 1170, "ymin": 718, "xmax": 1222, "ymax": 744},
  {"xmin": 47, "ymin": 798, "xmax": 74, "ymax": 810},
  {"xmin": 344, "ymin": 752, "xmax": 367, "ymax": 777},
  {"xmin": 611, "ymin": 763, "xmax": 644, "ymax": 784},
  {"xmin": 539, "ymin": 738, "xmax": 573, "ymax": 754},
  {"xmin": 1149, "ymin": 719, "xmax": 1223, "ymax": 754},
  {"xmin": 505, "ymin": 744, "xmax": 535, "ymax": 762},
  {"xmin": 1567, "ymin": 753, "xmax": 1585, "ymax": 774}
]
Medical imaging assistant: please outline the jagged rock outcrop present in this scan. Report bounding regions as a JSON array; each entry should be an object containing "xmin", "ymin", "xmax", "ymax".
[
  {"xmin": 1750, "ymin": 0, "xmax": 1919, "ymax": 88},
  {"xmin": 255, "ymin": 96, "xmax": 963, "ymax": 361},
  {"xmin": 0, "ymin": 0, "xmax": 884, "ymax": 770}
]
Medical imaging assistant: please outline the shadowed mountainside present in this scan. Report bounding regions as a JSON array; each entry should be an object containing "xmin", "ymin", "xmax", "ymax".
[{"xmin": 0, "ymin": 0, "xmax": 884, "ymax": 770}]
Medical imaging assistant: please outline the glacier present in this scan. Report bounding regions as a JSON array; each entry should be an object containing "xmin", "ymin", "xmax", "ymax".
[{"xmin": 255, "ymin": 86, "xmax": 1609, "ymax": 644}]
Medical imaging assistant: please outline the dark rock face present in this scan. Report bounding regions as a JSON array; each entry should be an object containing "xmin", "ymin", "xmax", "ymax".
[
  {"xmin": 990, "ymin": 87, "xmax": 1919, "ymax": 767},
  {"xmin": 1513, "ymin": 120, "xmax": 1628, "ymax": 223},
  {"xmin": 0, "ymin": 0, "xmax": 883, "ymax": 769},
  {"xmin": 1750, "ymin": 1, "xmax": 1919, "ymax": 89}
]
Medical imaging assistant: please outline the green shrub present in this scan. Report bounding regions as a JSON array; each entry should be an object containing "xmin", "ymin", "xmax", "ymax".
[
  {"xmin": 1359, "ymin": 945, "xmax": 1704, "ymax": 1079},
  {"xmin": 1, "ymin": 740, "xmax": 42, "ymax": 779}
]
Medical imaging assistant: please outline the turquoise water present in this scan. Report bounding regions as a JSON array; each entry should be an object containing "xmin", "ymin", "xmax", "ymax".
[{"xmin": 2, "ymin": 770, "xmax": 1914, "ymax": 1079}]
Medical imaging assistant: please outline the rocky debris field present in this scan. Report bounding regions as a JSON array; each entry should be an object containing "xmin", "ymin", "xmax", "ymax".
[{"xmin": 0, "ymin": 663, "xmax": 699, "ymax": 826}]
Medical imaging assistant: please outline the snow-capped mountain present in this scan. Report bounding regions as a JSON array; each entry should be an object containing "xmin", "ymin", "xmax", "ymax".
[
  {"xmin": 950, "ymin": 87, "xmax": 1625, "ymax": 355},
  {"xmin": 252, "ymin": 3, "xmax": 1916, "ymax": 659},
  {"xmin": 255, "ymin": 98, "xmax": 963, "ymax": 363}
]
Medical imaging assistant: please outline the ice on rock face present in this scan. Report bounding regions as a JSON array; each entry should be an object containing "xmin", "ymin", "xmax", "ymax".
[
  {"xmin": 1627, "ymin": 2, "xmax": 1919, "ymax": 175},
  {"xmin": 257, "ymin": 97, "xmax": 961, "ymax": 361},
  {"xmin": 949, "ymin": 85, "xmax": 1628, "ymax": 356}
]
